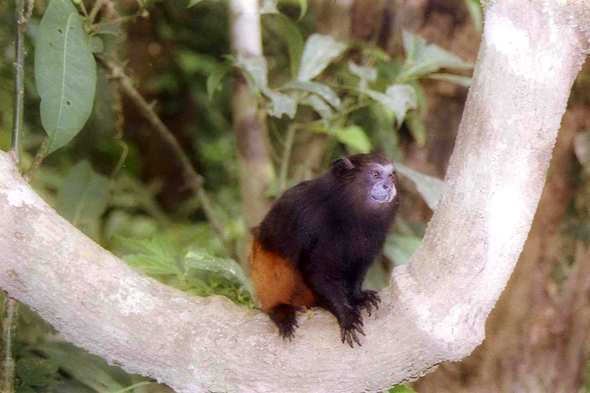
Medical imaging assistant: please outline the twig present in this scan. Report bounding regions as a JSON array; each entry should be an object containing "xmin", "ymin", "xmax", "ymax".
[
  {"xmin": 10, "ymin": 0, "xmax": 26, "ymax": 164},
  {"xmin": 23, "ymin": 137, "xmax": 50, "ymax": 182},
  {"xmin": 278, "ymin": 125, "xmax": 296, "ymax": 193},
  {"xmin": 1, "ymin": 296, "xmax": 18, "ymax": 393},
  {"xmin": 89, "ymin": 0, "xmax": 108, "ymax": 23},
  {"xmin": 102, "ymin": 57, "xmax": 238, "ymax": 261},
  {"xmin": 23, "ymin": 0, "xmax": 34, "ymax": 24},
  {"xmin": 3, "ymin": 1, "xmax": 27, "ymax": 391}
]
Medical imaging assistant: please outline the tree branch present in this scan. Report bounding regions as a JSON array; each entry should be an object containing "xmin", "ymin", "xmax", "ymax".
[{"xmin": 0, "ymin": 1, "xmax": 588, "ymax": 392}]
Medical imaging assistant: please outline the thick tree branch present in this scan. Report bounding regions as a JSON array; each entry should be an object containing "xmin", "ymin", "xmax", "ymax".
[{"xmin": 0, "ymin": 1, "xmax": 588, "ymax": 392}]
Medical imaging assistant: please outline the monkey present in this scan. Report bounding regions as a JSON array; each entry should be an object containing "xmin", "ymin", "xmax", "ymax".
[{"xmin": 250, "ymin": 154, "xmax": 399, "ymax": 347}]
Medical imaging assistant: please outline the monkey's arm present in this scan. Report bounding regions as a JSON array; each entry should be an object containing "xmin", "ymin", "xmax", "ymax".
[{"xmin": 301, "ymin": 248, "xmax": 365, "ymax": 347}]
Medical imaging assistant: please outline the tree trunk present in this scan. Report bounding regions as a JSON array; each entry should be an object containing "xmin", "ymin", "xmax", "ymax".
[{"xmin": 230, "ymin": 0, "xmax": 275, "ymax": 267}]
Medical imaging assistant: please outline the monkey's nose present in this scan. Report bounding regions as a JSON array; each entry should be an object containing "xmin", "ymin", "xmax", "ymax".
[{"xmin": 382, "ymin": 183, "xmax": 390, "ymax": 190}]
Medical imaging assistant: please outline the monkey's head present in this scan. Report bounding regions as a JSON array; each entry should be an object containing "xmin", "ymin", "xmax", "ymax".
[{"xmin": 332, "ymin": 154, "xmax": 398, "ymax": 210}]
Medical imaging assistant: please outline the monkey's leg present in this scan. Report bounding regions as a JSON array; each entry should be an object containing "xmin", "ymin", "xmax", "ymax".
[
  {"xmin": 304, "ymin": 268, "xmax": 366, "ymax": 347},
  {"xmin": 267, "ymin": 304, "xmax": 303, "ymax": 340}
]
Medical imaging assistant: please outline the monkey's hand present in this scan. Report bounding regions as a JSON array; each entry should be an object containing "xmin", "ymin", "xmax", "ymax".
[
  {"xmin": 339, "ymin": 307, "xmax": 366, "ymax": 348},
  {"xmin": 353, "ymin": 290, "xmax": 381, "ymax": 316}
]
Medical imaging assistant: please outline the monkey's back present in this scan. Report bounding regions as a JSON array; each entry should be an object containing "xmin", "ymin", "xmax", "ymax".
[{"xmin": 249, "ymin": 178, "xmax": 328, "ymax": 311}]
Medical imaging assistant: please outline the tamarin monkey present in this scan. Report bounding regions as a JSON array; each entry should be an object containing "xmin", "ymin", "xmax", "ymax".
[{"xmin": 250, "ymin": 154, "xmax": 399, "ymax": 347}]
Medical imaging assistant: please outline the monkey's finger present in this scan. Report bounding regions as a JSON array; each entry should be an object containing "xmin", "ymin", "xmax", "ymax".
[{"xmin": 352, "ymin": 333, "xmax": 362, "ymax": 347}]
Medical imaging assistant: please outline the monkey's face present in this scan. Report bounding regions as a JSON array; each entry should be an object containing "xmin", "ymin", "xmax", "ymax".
[{"xmin": 365, "ymin": 163, "xmax": 397, "ymax": 205}]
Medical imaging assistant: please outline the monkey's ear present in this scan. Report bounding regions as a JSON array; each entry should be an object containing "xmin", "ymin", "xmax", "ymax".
[
  {"xmin": 331, "ymin": 156, "xmax": 355, "ymax": 177},
  {"xmin": 332, "ymin": 156, "xmax": 355, "ymax": 169}
]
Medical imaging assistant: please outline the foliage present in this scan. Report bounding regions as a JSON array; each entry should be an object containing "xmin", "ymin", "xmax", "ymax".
[
  {"xmin": 35, "ymin": 0, "xmax": 97, "ymax": 153},
  {"xmin": 116, "ymin": 236, "xmax": 255, "ymax": 307}
]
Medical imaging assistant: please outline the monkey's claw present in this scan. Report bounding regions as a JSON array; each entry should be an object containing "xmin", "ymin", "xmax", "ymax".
[
  {"xmin": 356, "ymin": 290, "xmax": 381, "ymax": 316},
  {"xmin": 339, "ymin": 308, "xmax": 366, "ymax": 347},
  {"xmin": 341, "ymin": 324, "xmax": 366, "ymax": 348}
]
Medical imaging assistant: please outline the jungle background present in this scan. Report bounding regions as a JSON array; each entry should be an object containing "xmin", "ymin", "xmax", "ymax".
[{"xmin": 0, "ymin": 0, "xmax": 589, "ymax": 392}]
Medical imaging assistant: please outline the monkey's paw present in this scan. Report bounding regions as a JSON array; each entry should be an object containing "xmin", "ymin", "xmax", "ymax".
[
  {"xmin": 354, "ymin": 290, "xmax": 381, "ymax": 316},
  {"xmin": 339, "ymin": 309, "xmax": 366, "ymax": 348}
]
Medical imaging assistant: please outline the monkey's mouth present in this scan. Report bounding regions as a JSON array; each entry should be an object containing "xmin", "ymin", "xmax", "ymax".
[{"xmin": 370, "ymin": 188, "xmax": 396, "ymax": 204}]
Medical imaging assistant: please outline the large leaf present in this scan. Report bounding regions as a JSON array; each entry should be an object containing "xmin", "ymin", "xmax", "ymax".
[
  {"xmin": 464, "ymin": 0, "xmax": 483, "ymax": 33},
  {"xmin": 184, "ymin": 251, "xmax": 255, "ymax": 295},
  {"xmin": 399, "ymin": 30, "xmax": 473, "ymax": 81},
  {"xmin": 384, "ymin": 234, "xmax": 423, "ymax": 266},
  {"xmin": 297, "ymin": 34, "xmax": 346, "ymax": 81},
  {"xmin": 206, "ymin": 61, "xmax": 231, "ymax": 99},
  {"xmin": 118, "ymin": 236, "xmax": 181, "ymax": 276},
  {"xmin": 427, "ymin": 73, "xmax": 472, "ymax": 87},
  {"xmin": 187, "ymin": 0, "xmax": 203, "ymax": 7},
  {"xmin": 367, "ymin": 84, "xmax": 417, "ymax": 125},
  {"xmin": 262, "ymin": 13, "xmax": 304, "ymax": 79},
  {"xmin": 312, "ymin": 125, "xmax": 372, "ymax": 153},
  {"xmin": 39, "ymin": 343, "xmax": 130, "ymax": 393},
  {"xmin": 348, "ymin": 61, "xmax": 377, "ymax": 92},
  {"xmin": 233, "ymin": 54, "xmax": 268, "ymax": 93},
  {"xmin": 300, "ymin": 93, "xmax": 333, "ymax": 120},
  {"xmin": 396, "ymin": 163, "xmax": 443, "ymax": 210},
  {"xmin": 574, "ymin": 132, "xmax": 590, "ymax": 171},
  {"xmin": 264, "ymin": 88, "xmax": 297, "ymax": 118},
  {"xmin": 55, "ymin": 161, "xmax": 110, "ymax": 240},
  {"xmin": 35, "ymin": 0, "xmax": 97, "ymax": 154},
  {"xmin": 283, "ymin": 80, "xmax": 341, "ymax": 109}
]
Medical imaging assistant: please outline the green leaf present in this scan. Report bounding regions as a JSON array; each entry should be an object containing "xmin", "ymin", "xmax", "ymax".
[
  {"xmin": 336, "ymin": 125, "xmax": 372, "ymax": 153},
  {"xmin": 367, "ymin": 84, "xmax": 417, "ymax": 125},
  {"xmin": 118, "ymin": 236, "xmax": 181, "ymax": 276},
  {"xmin": 396, "ymin": 163, "xmax": 443, "ymax": 210},
  {"xmin": 16, "ymin": 357, "xmax": 61, "ymax": 389},
  {"xmin": 388, "ymin": 385, "xmax": 419, "ymax": 393},
  {"xmin": 574, "ymin": 132, "xmax": 590, "ymax": 171},
  {"xmin": 293, "ymin": 0, "xmax": 307, "ymax": 20},
  {"xmin": 234, "ymin": 54, "xmax": 268, "ymax": 93},
  {"xmin": 187, "ymin": 0, "xmax": 203, "ymax": 8},
  {"xmin": 312, "ymin": 125, "xmax": 372, "ymax": 153},
  {"xmin": 35, "ymin": 0, "xmax": 97, "ymax": 154},
  {"xmin": 89, "ymin": 36, "xmax": 104, "ymax": 53},
  {"xmin": 283, "ymin": 80, "xmax": 341, "ymax": 109},
  {"xmin": 464, "ymin": 0, "xmax": 483, "ymax": 33},
  {"xmin": 177, "ymin": 50, "xmax": 220, "ymax": 76},
  {"xmin": 55, "ymin": 161, "xmax": 110, "ymax": 240},
  {"xmin": 384, "ymin": 234, "xmax": 422, "ymax": 266},
  {"xmin": 262, "ymin": 13, "xmax": 304, "ymax": 79},
  {"xmin": 405, "ymin": 112, "xmax": 426, "ymax": 146},
  {"xmin": 427, "ymin": 73, "xmax": 472, "ymax": 87},
  {"xmin": 297, "ymin": 34, "xmax": 346, "ymax": 81},
  {"xmin": 206, "ymin": 62, "xmax": 231, "ymax": 100},
  {"xmin": 348, "ymin": 61, "xmax": 377, "ymax": 92},
  {"xmin": 300, "ymin": 94, "xmax": 333, "ymax": 120},
  {"xmin": 264, "ymin": 88, "xmax": 297, "ymax": 118},
  {"xmin": 184, "ymin": 251, "xmax": 255, "ymax": 295},
  {"xmin": 400, "ymin": 30, "xmax": 473, "ymax": 81},
  {"xmin": 38, "ymin": 343, "xmax": 128, "ymax": 393},
  {"xmin": 260, "ymin": 0, "xmax": 279, "ymax": 14}
]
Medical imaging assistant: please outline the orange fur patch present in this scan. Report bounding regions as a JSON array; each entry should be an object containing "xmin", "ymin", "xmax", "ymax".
[{"xmin": 250, "ymin": 237, "xmax": 314, "ymax": 311}]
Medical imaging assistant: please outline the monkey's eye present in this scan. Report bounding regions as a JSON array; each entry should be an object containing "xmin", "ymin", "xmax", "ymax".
[
  {"xmin": 371, "ymin": 171, "xmax": 380, "ymax": 179},
  {"xmin": 388, "ymin": 173, "xmax": 394, "ymax": 179}
]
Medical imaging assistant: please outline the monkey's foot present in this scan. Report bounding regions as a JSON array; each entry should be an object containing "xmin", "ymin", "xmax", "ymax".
[
  {"xmin": 268, "ymin": 304, "xmax": 303, "ymax": 341},
  {"xmin": 353, "ymin": 290, "xmax": 381, "ymax": 316},
  {"xmin": 339, "ymin": 309, "xmax": 366, "ymax": 348}
]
